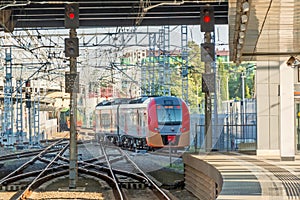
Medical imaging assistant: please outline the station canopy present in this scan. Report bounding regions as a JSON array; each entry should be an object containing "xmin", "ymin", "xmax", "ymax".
[
  {"xmin": 6, "ymin": 0, "xmax": 297, "ymax": 64},
  {"xmin": 0, "ymin": 1, "xmax": 228, "ymax": 30},
  {"xmin": 229, "ymin": 0, "xmax": 300, "ymax": 63}
]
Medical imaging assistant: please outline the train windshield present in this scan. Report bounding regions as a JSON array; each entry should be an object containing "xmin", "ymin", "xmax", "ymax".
[{"xmin": 156, "ymin": 105, "xmax": 182, "ymax": 125}]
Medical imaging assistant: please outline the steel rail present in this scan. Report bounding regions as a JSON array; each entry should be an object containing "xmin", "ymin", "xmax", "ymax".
[
  {"xmin": 37, "ymin": 155, "xmax": 136, "ymax": 196},
  {"xmin": 120, "ymin": 149, "xmax": 172, "ymax": 200},
  {"xmin": 78, "ymin": 160, "xmax": 147, "ymax": 182},
  {"xmin": 0, "ymin": 139, "xmax": 66, "ymax": 185},
  {"xmin": 0, "ymin": 149, "xmax": 43, "ymax": 161},
  {"xmin": 16, "ymin": 141, "xmax": 70, "ymax": 200},
  {"xmin": 0, "ymin": 148, "xmax": 63, "ymax": 161},
  {"xmin": 99, "ymin": 141, "xmax": 125, "ymax": 200},
  {"xmin": 103, "ymin": 144, "xmax": 171, "ymax": 199},
  {"xmin": 2, "ymin": 165, "xmax": 69, "ymax": 185},
  {"xmin": 55, "ymin": 154, "xmax": 148, "ymax": 183},
  {"xmin": 82, "ymin": 155, "xmax": 106, "ymax": 163}
]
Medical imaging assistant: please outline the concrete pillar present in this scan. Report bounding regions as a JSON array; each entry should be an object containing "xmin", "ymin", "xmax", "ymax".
[
  {"xmin": 279, "ymin": 61, "xmax": 295, "ymax": 161},
  {"xmin": 256, "ymin": 61, "xmax": 280, "ymax": 156}
]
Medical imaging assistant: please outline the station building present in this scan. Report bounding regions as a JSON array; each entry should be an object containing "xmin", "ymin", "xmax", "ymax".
[{"xmin": 229, "ymin": 0, "xmax": 300, "ymax": 160}]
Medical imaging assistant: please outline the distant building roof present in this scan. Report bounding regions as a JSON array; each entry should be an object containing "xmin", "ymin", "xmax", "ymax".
[{"xmin": 216, "ymin": 48, "xmax": 229, "ymax": 57}]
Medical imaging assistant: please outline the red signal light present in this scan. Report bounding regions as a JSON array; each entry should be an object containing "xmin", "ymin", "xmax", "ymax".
[
  {"xmin": 203, "ymin": 15, "xmax": 211, "ymax": 23},
  {"xmin": 200, "ymin": 6, "xmax": 215, "ymax": 32},
  {"xmin": 69, "ymin": 12, "xmax": 75, "ymax": 19},
  {"xmin": 65, "ymin": 4, "xmax": 79, "ymax": 29}
]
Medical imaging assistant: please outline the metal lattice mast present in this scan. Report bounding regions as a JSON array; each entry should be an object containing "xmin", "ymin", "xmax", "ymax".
[
  {"xmin": 157, "ymin": 29, "xmax": 165, "ymax": 95},
  {"xmin": 2, "ymin": 48, "xmax": 13, "ymax": 145},
  {"xmin": 16, "ymin": 79, "xmax": 24, "ymax": 144},
  {"xmin": 181, "ymin": 25, "xmax": 189, "ymax": 104},
  {"xmin": 33, "ymin": 88, "xmax": 40, "ymax": 145},
  {"xmin": 157, "ymin": 28, "xmax": 164, "ymax": 95},
  {"xmin": 163, "ymin": 25, "xmax": 171, "ymax": 96},
  {"xmin": 148, "ymin": 33, "xmax": 156, "ymax": 96},
  {"xmin": 141, "ymin": 59, "xmax": 147, "ymax": 96}
]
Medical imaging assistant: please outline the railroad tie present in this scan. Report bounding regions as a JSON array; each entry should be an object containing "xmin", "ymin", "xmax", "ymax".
[{"xmin": 122, "ymin": 182, "xmax": 145, "ymax": 189}]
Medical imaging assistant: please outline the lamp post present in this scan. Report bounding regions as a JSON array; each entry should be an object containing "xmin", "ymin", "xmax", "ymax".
[{"xmin": 241, "ymin": 71, "xmax": 246, "ymax": 116}]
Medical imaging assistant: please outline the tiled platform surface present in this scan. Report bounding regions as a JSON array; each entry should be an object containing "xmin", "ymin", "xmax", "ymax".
[{"xmin": 192, "ymin": 153, "xmax": 300, "ymax": 200}]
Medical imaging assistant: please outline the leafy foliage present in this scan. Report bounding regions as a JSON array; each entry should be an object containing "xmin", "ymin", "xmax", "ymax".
[
  {"xmin": 169, "ymin": 41, "xmax": 256, "ymax": 112},
  {"xmin": 138, "ymin": 41, "xmax": 256, "ymax": 112}
]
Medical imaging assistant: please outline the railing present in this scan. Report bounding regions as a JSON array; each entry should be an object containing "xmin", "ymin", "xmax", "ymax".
[
  {"xmin": 193, "ymin": 122, "xmax": 257, "ymax": 152},
  {"xmin": 191, "ymin": 99, "xmax": 257, "ymax": 152}
]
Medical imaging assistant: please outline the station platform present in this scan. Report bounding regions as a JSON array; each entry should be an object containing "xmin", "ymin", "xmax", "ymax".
[{"xmin": 194, "ymin": 152, "xmax": 300, "ymax": 200}]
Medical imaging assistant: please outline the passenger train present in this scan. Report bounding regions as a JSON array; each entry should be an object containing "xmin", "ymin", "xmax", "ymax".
[{"xmin": 94, "ymin": 96, "xmax": 190, "ymax": 150}]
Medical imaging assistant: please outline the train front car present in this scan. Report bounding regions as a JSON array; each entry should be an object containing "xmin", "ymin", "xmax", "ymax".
[{"xmin": 146, "ymin": 96, "xmax": 190, "ymax": 149}]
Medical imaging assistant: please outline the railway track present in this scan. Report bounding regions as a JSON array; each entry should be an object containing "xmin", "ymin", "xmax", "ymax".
[
  {"xmin": 81, "ymin": 141, "xmax": 173, "ymax": 200},
  {"xmin": 0, "ymin": 135, "xmax": 178, "ymax": 199},
  {"xmin": 0, "ymin": 143, "xmax": 67, "ymax": 162},
  {"xmin": 0, "ymin": 139, "xmax": 69, "ymax": 199},
  {"xmin": 15, "ymin": 142, "xmax": 70, "ymax": 199}
]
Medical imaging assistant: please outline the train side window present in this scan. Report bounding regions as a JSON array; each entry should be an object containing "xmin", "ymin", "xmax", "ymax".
[
  {"xmin": 137, "ymin": 110, "xmax": 141, "ymax": 127},
  {"xmin": 95, "ymin": 110, "xmax": 101, "ymax": 130},
  {"xmin": 126, "ymin": 108, "xmax": 136, "ymax": 133},
  {"xmin": 110, "ymin": 109, "xmax": 114, "ymax": 130},
  {"xmin": 119, "ymin": 108, "xmax": 125, "ymax": 132},
  {"xmin": 101, "ymin": 113, "xmax": 110, "ymax": 128},
  {"xmin": 114, "ymin": 111, "xmax": 117, "ymax": 129}
]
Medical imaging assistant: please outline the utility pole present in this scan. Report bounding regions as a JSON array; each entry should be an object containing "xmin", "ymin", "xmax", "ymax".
[
  {"xmin": 200, "ymin": 6, "xmax": 215, "ymax": 152},
  {"xmin": 241, "ymin": 71, "xmax": 246, "ymax": 114},
  {"xmin": 241, "ymin": 71, "xmax": 246, "ymax": 141},
  {"xmin": 68, "ymin": 29, "xmax": 78, "ymax": 189},
  {"xmin": 204, "ymin": 32, "xmax": 213, "ymax": 152}
]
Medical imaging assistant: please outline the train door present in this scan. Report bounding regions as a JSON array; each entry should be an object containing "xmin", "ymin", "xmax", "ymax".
[
  {"xmin": 138, "ymin": 108, "xmax": 146, "ymax": 136},
  {"xmin": 296, "ymin": 102, "xmax": 300, "ymax": 153},
  {"xmin": 141, "ymin": 108, "xmax": 147, "ymax": 136}
]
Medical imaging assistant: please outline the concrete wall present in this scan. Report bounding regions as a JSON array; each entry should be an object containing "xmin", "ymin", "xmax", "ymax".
[{"xmin": 182, "ymin": 153, "xmax": 223, "ymax": 200}]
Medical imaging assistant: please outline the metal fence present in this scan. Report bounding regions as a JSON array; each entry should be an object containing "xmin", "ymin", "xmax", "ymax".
[
  {"xmin": 194, "ymin": 123, "xmax": 256, "ymax": 151},
  {"xmin": 191, "ymin": 99, "xmax": 257, "ymax": 152}
]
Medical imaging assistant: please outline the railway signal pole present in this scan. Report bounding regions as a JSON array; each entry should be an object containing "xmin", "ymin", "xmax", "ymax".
[
  {"xmin": 200, "ymin": 6, "xmax": 215, "ymax": 152},
  {"xmin": 65, "ymin": 3, "xmax": 79, "ymax": 189}
]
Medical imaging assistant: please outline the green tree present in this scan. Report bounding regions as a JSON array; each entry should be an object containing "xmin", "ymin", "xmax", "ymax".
[
  {"xmin": 169, "ymin": 41, "xmax": 205, "ymax": 112},
  {"xmin": 217, "ymin": 57, "xmax": 230, "ymax": 101},
  {"xmin": 227, "ymin": 64, "xmax": 256, "ymax": 100},
  {"xmin": 187, "ymin": 41, "xmax": 205, "ymax": 111},
  {"xmin": 141, "ymin": 41, "xmax": 256, "ymax": 109}
]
